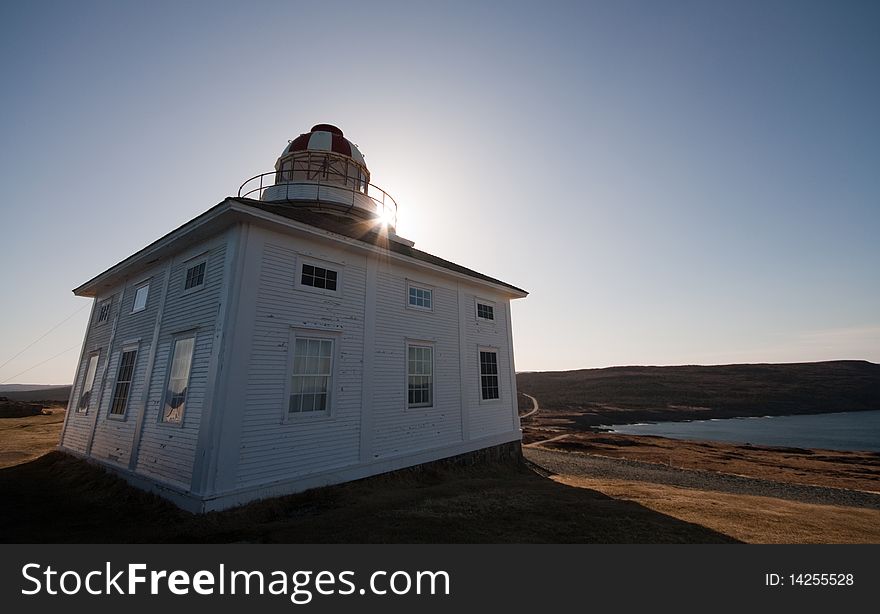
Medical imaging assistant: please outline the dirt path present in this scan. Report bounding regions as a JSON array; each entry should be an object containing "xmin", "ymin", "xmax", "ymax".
[
  {"xmin": 519, "ymin": 393, "xmax": 539, "ymax": 420},
  {"xmin": 524, "ymin": 434, "xmax": 568, "ymax": 448},
  {"xmin": 525, "ymin": 447, "xmax": 880, "ymax": 510}
]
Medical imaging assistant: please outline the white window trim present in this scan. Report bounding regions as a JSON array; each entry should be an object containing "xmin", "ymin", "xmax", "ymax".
[
  {"xmin": 295, "ymin": 255, "xmax": 344, "ymax": 297},
  {"xmin": 405, "ymin": 279, "xmax": 435, "ymax": 313},
  {"xmin": 77, "ymin": 350, "xmax": 101, "ymax": 414},
  {"xmin": 405, "ymin": 339, "xmax": 435, "ymax": 410},
  {"xmin": 475, "ymin": 297, "xmax": 497, "ymax": 322},
  {"xmin": 107, "ymin": 342, "xmax": 140, "ymax": 421},
  {"xmin": 159, "ymin": 332, "xmax": 196, "ymax": 427},
  {"xmin": 182, "ymin": 256, "xmax": 208, "ymax": 295},
  {"xmin": 131, "ymin": 281, "xmax": 150, "ymax": 313},
  {"xmin": 478, "ymin": 345, "xmax": 502, "ymax": 404},
  {"xmin": 96, "ymin": 299, "xmax": 112, "ymax": 325},
  {"xmin": 282, "ymin": 327, "xmax": 341, "ymax": 423}
]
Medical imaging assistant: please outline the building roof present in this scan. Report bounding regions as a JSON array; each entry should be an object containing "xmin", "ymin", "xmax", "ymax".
[
  {"xmin": 233, "ymin": 198, "xmax": 528, "ymax": 295},
  {"xmin": 73, "ymin": 198, "xmax": 528, "ymax": 298}
]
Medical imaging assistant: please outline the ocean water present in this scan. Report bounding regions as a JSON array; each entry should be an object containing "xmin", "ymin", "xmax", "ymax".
[{"xmin": 606, "ymin": 410, "xmax": 880, "ymax": 453}]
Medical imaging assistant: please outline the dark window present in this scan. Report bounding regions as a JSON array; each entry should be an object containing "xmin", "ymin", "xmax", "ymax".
[
  {"xmin": 477, "ymin": 303, "xmax": 494, "ymax": 320},
  {"xmin": 110, "ymin": 349, "xmax": 138, "ymax": 416},
  {"xmin": 301, "ymin": 263, "xmax": 338, "ymax": 291},
  {"xmin": 97, "ymin": 301, "xmax": 111, "ymax": 324},
  {"xmin": 184, "ymin": 261, "xmax": 206, "ymax": 290},
  {"xmin": 480, "ymin": 351, "xmax": 500, "ymax": 400}
]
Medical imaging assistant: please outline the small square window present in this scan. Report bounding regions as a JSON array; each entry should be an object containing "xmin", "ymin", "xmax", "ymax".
[
  {"xmin": 184, "ymin": 261, "xmax": 206, "ymax": 291},
  {"xmin": 407, "ymin": 284, "xmax": 433, "ymax": 310},
  {"xmin": 477, "ymin": 302, "xmax": 495, "ymax": 321},
  {"xmin": 132, "ymin": 284, "xmax": 149, "ymax": 312},
  {"xmin": 97, "ymin": 300, "xmax": 111, "ymax": 324},
  {"xmin": 300, "ymin": 262, "xmax": 339, "ymax": 292}
]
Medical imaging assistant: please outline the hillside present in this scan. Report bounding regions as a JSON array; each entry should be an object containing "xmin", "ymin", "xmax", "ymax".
[
  {"xmin": 0, "ymin": 385, "xmax": 71, "ymax": 404},
  {"xmin": 516, "ymin": 360, "xmax": 880, "ymax": 425}
]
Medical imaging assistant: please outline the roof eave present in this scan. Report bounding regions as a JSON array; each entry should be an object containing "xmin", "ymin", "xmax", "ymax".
[
  {"xmin": 72, "ymin": 199, "xmax": 238, "ymax": 297},
  {"xmin": 226, "ymin": 201, "xmax": 529, "ymax": 298},
  {"xmin": 72, "ymin": 197, "xmax": 529, "ymax": 300}
]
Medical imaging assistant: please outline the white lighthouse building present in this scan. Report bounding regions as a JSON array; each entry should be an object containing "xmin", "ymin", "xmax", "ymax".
[{"xmin": 59, "ymin": 124, "xmax": 528, "ymax": 512}]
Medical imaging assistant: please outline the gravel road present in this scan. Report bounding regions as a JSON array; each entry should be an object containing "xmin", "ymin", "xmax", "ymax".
[{"xmin": 525, "ymin": 447, "xmax": 880, "ymax": 510}]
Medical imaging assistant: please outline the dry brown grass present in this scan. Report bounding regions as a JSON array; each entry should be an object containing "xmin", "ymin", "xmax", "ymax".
[
  {"xmin": 0, "ymin": 408, "xmax": 65, "ymax": 468},
  {"xmin": 553, "ymin": 475, "xmax": 880, "ymax": 544},
  {"xmin": 541, "ymin": 432, "xmax": 880, "ymax": 493}
]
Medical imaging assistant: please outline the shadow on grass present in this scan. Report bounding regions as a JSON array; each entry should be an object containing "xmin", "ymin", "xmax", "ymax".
[{"xmin": 0, "ymin": 452, "xmax": 738, "ymax": 543}]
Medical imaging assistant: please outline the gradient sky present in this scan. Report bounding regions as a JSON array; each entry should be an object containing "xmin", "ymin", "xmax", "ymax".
[{"xmin": 1, "ymin": 0, "xmax": 878, "ymax": 384}]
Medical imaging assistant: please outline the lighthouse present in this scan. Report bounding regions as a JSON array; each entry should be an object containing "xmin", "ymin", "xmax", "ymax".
[{"xmin": 60, "ymin": 124, "xmax": 528, "ymax": 512}]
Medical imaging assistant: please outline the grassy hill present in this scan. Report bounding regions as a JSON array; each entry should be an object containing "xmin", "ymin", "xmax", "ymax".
[
  {"xmin": 516, "ymin": 360, "xmax": 880, "ymax": 424},
  {"xmin": 0, "ymin": 385, "xmax": 71, "ymax": 404}
]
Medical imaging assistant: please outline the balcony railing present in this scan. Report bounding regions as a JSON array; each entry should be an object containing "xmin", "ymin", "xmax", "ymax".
[{"xmin": 238, "ymin": 170, "xmax": 398, "ymax": 229}]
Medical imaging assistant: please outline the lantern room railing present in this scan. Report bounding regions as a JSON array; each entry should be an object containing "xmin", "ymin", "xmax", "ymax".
[{"xmin": 238, "ymin": 169, "xmax": 398, "ymax": 229}]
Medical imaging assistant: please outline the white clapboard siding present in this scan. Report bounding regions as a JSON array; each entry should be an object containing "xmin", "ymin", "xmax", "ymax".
[
  {"xmin": 133, "ymin": 238, "xmax": 227, "ymax": 488},
  {"xmin": 235, "ymin": 232, "xmax": 366, "ymax": 488},
  {"xmin": 370, "ymin": 265, "xmax": 463, "ymax": 459},
  {"xmin": 87, "ymin": 260, "xmax": 167, "ymax": 466},
  {"xmin": 461, "ymin": 288, "xmax": 516, "ymax": 439},
  {"xmin": 61, "ymin": 291, "xmax": 120, "ymax": 454}
]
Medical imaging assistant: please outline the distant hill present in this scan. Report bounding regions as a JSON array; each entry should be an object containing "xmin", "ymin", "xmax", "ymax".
[
  {"xmin": 516, "ymin": 360, "xmax": 880, "ymax": 424},
  {"xmin": 0, "ymin": 384, "xmax": 67, "ymax": 393},
  {"xmin": 1, "ymin": 385, "xmax": 71, "ymax": 404}
]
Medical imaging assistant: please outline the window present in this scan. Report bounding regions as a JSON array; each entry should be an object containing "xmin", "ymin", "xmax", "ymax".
[
  {"xmin": 97, "ymin": 300, "xmax": 111, "ymax": 324},
  {"xmin": 301, "ymin": 263, "xmax": 338, "ymax": 291},
  {"xmin": 476, "ymin": 302, "xmax": 495, "ymax": 321},
  {"xmin": 132, "ymin": 283, "xmax": 149, "ymax": 312},
  {"xmin": 480, "ymin": 350, "xmax": 500, "ymax": 401},
  {"xmin": 289, "ymin": 337, "xmax": 334, "ymax": 414},
  {"xmin": 162, "ymin": 336, "xmax": 195, "ymax": 423},
  {"xmin": 78, "ymin": 352, "xmax": 100, "ymax": 412},
  {"xmin": 184, "ymin": 260, "xmax": 206, "ymax": 291},
  {"xmin": 407, "ymin": 344, "xmax": 434, "ymax": 408},
  {"xmin": 109, "ymin": 348, "xmax": 138, "ymax": 416},
  {"xmin": 407, "ymin": 284, "xmax": 433, "ymax": 310}
]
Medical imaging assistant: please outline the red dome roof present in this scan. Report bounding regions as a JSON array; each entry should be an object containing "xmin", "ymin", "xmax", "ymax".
[{"xmin": 281, "ymin": 124, "xmax": 366, "ymax": 167}]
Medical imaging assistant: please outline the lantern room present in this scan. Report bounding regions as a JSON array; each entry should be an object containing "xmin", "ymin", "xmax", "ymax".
[{"xmin": 239, "ymin": 124, "xmax": 398, "ymax": 230}]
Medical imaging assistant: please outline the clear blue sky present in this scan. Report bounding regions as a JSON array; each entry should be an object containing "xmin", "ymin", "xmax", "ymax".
[{"xmin": 1, "ymin": 0, "xmax": 878, "ymax": 384}]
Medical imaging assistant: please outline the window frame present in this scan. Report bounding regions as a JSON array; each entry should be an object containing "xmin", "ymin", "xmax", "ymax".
[
  {"xmin": 478, "ymin": 346, "xmax": 501, "ymax": 403},
  {"xmin": 77, "ymin": 351, "xmax": 101, "ymax": 413},
  {"xmin": 475, "ymin": 298, "xmax": 496, "ymax": 322},
  {"xmin": 405, "ymin": 280, "xmax": 434, "ymax": 313},
  {"xmin": 282, "ymin": 327, "xmax": 340, "ymax": 423},
  {"xmin": 405, "ymin": 340, "xmax": 435, "ymax": 409},
  {"xmin": 108, "ymin": 343, "xmax": 139, "ymax": 420},
  {"xmin": 182, "ymin": 257, "xmax": 208, "ymax": 295},
  {"xmin": 295, "ymin": 256, "xmax": 343, "ymax": 297},
  {"xmin": 131, "ymin": 282, "xmax": 150, "ymax": 313},
  {"xmin": 96, "ymin": 299, "xmax": 112, "ymax": 325},
  {"xmin": 160, "ymin": 332, "xmax": 196, "ymax": 426}
]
